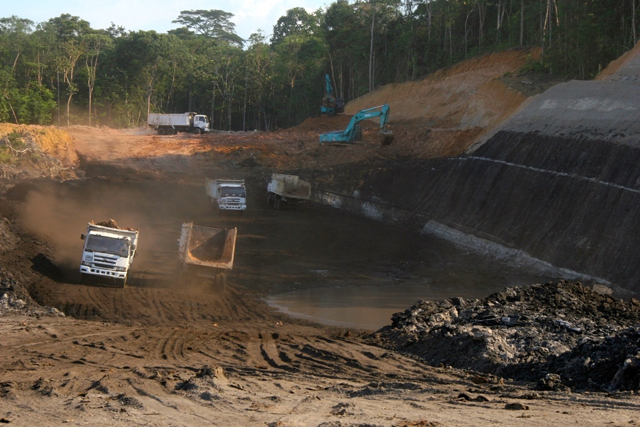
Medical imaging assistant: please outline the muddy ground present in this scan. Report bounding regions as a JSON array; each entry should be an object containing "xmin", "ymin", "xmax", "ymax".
[{"xmin": 0, "ymin": 125, "xmax": 639, "ymax": 427}]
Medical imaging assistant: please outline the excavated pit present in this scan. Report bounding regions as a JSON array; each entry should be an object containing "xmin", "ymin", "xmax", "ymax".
[
  {"xmin": 315, "ymin": 44, "xmax": 640, "ymax": 297},
  {"xmin": 322, "ymin": 129, "xmax": 640, "ymax": 295}
]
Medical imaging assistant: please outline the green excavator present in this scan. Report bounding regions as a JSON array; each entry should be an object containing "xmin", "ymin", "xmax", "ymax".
[{"xmin": 319, "ymin": 104, "xmax": 394, "ymax": 145}]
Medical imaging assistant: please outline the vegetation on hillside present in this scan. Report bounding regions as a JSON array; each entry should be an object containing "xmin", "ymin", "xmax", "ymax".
[{"xmin": 0, "ymin": 0, "xmax": 636, "ymax": 130}]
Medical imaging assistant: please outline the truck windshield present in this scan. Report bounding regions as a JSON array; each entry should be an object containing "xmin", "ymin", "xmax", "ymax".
[
  {"xmin": 221, "ymin": 188, "xmax": 246, "ymax": 197},
  {"xmin": 86, "ymin": 235, "xmax": 130, "ymax": 255}
]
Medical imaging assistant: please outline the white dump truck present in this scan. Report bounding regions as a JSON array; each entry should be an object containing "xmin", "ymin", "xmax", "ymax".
[
  {"xmin": 266, "ymin": 174, "xmax": 311, "ymax": 209},
  {"xmin": 177, "ymin": 222, "xmax": 237, "ymax": 287},
  {"xmin": 148, "ymin": 112, "xmax": 210, "ymax": 135},
  {"xmin": 79, "ymin": 220, "xmax": 139, "ymax": 288},
  {"xmin": 205, "ymin": 178, "xmax": 247, "ymax": 212}
]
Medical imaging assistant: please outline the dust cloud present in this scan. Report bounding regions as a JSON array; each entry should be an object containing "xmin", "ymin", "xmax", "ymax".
[{"xmin": 17, "ymin": 180, "xmax": 207, "ymax": 284}]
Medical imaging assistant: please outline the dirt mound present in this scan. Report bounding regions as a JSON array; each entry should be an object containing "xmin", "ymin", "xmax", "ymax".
[
  {"xmin": 276, "ymin": 48, "xmax": 552, "ymax": 161},
  {"xmin": 293, "ymin": 115, "xmax": 380, "ymax": 133},
  {"xmin": 0, "ymin": 217, "xmax": 19, "ymax": 252},
  {"xmin": 0, "ymin": 124, "xmax": 76, "ymax": 161},
  {"xmin": 0, "ymin": 124, "xmax": 77, "ymax": 180},
  {"xmin": 0, "ymin": 273, "xmax": 65, "ymax": 318},
  {"xmin": 92, "ymin": 218, "xmax": 136, "ymax": 231},
  {"xmin": 596, "ymin": 40, "xmax": 640, "ymax": 81},
  {"xmin": 374, "ymin": 281, "xmax": 640, "ymax": 391},
  {"xmin": 0, "ymin": 241, "xmax": 65, "ymax": 318},
  {"xmin": 473, "ymin": 42, "xmax": 640, "ymax": 149},
  {"xmin": 345, "ymin": 48, "xmax": 541, "ymax": 130}
]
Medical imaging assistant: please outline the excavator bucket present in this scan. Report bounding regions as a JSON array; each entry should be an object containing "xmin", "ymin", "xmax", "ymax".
[{"xmin": 379, "ymin": 130, "xmax": 394, "ymax": 146}]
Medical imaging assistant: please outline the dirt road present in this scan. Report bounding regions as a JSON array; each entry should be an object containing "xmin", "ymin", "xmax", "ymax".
[{"xmin": 1, "ymin": 125, "xmax": 639, "ymax": 426}]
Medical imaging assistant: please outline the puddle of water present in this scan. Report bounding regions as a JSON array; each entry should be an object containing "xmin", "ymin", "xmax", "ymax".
[{"xmin": 266, "ymin": 282, "xmax": 506, "ymax": 330}]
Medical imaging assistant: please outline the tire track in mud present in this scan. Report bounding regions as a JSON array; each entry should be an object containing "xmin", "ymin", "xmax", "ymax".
[
  {"xmin": 207, "ymin": 331, "xmax": 251, "ymax": 364},
  {"xmin": 146, "ymin": 288, "xmax": 167, "ymax": 324},
  {"xmin": 52, "ymin": 279, "xmax": 269, "ymax": 327},
  {"xmin": 9, "ymin": 322, "xmax": 152, "ymax": 378},
  {"xmin": 183, "ymin": 293, "xmax": 214, "ymax": 324},
  {"xmin": 231, "ymin": 331, "xmax": 441, "ymax": 384},
  {"xmin": 110, "ymin": 288, "xmax": 122, "ymax": 320},
  {"xmin": 129, "ymin": 287, "xmax": 171, "ymax": 325},
  {"xmin": 69, "ymin": 286, "xmax": 127, "ymax": 323},
  {"xmin": 129, "ymin": 287, "xmax": 154, "ymax": 322},
  {"xmin": 155, "ymin": 328, "xmax": 183, "ymax": 362},
  {"xmin": 158, "ymin": 294, "xmax": 182, "ymax": 323},
  {"xmin": 259, "ymin": 335, "xmax": 298, "ymax": 372},
  {"xmin": 64, "ymin": 285, "xmax": 105, "ymax": 320}
]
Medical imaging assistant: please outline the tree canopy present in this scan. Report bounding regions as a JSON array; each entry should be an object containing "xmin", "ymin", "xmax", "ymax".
[
  {"xmin": 172, "ymin": 10, "xmax": 244, "ymax": 47},
  {"xmin": 0, "ymin": 0, "xmax": 637, "ymax": 129}
]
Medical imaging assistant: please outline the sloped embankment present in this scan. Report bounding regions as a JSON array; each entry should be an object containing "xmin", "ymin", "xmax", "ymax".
[
  {"xmin": 0, "ymin": 124, "xmax": 77, "ymax": 182},
  {"xmin": 324, "ymin": 42, "xmax": 640, "ymax": 295},
  {"xmin": 346, "ymin": 48, "xmax": 540, "ymax": 129}
]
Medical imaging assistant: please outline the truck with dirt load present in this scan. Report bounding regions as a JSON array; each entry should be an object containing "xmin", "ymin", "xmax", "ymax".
[
  {"xmin": 177, "ymin": 222, "xmax": 237, "ymax": 287},
  {"xmin": 266, "ymin": 174, "xmax": 311, "ymax": 209},
  {"xmin": 79, "ymin": 220, "xmax": 138, "ymax": 288},
  {"xmin": 148, "ymin": 112, "xmax": 210, "ymax": 135},
  {"xmin": 205, "ymin": 178, "xmax": 247, "ymax": 212}
]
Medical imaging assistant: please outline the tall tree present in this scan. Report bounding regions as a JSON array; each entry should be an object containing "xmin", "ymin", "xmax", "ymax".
[
  {"xmin": 41, "ymin": 14, "xmax": 90, "ymax": 126},
  {"xmin": 272, "ymin": 7, "xmax": 320, "ymax": 44},
  {"xmin": 84, "ymin": 31, "xmax": 112, "ymax": 126},
  {"xmin": 0, "ymin": 16, "xmax": 34, "ymax": 123},
  {"xmin": 172, "ymin": 10, "xmax": 243, "ymax": 47}
]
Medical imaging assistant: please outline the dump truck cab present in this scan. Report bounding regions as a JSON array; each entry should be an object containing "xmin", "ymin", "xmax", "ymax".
[{"xmin": 79, "ymin": 223, "xmax": 139, "ymax": 288}]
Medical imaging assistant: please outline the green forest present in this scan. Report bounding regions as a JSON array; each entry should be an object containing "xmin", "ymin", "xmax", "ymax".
[{"xmin": 0, "ymin": 0, "xmax": 636, "ymax": 131}]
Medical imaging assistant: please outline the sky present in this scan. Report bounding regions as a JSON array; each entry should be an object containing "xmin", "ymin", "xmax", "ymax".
[{"xmin": 1, "ymin": 0, "xmax": 331, "ymax": 42}]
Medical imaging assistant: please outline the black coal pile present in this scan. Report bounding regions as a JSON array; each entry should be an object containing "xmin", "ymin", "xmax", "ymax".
[{"xmin": 372, "ymin": 281, "xmax": 640, "ymax": 391}]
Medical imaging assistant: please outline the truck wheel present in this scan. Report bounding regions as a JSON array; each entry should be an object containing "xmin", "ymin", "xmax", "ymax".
[
  {"xmin": 214, "ymin": 273, "xmax": 227, "ymax": 290},
  {"xmin": 193, "ymin": 128, "xmax": 201, "ymax": 135},
  {"xmin": 158, "ymin": 128, "xmax": 165, "ymax": 135},
  {"xmin": 274, "ymin": 196, "xmax": 281, "ymax": 210},
  {"xmin": 177, "ymin": 265, "xmax": 187, "ymax": 286},
  {"xmin": 266, "ymin": 192, "xmax": 273, "ymax": 206}
]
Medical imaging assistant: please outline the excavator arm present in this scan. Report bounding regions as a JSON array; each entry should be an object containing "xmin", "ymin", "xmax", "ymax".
[
  {"xmin": 325, "ymin": 74, "xmax": 334, "ymax": 98},
  {"xmin": 321, "ymin": 74, "xmax": 344, "ymax": 116},
  {"xmin": 319, "ymin": 104, "xmax": 393, "ymax": 144}
]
